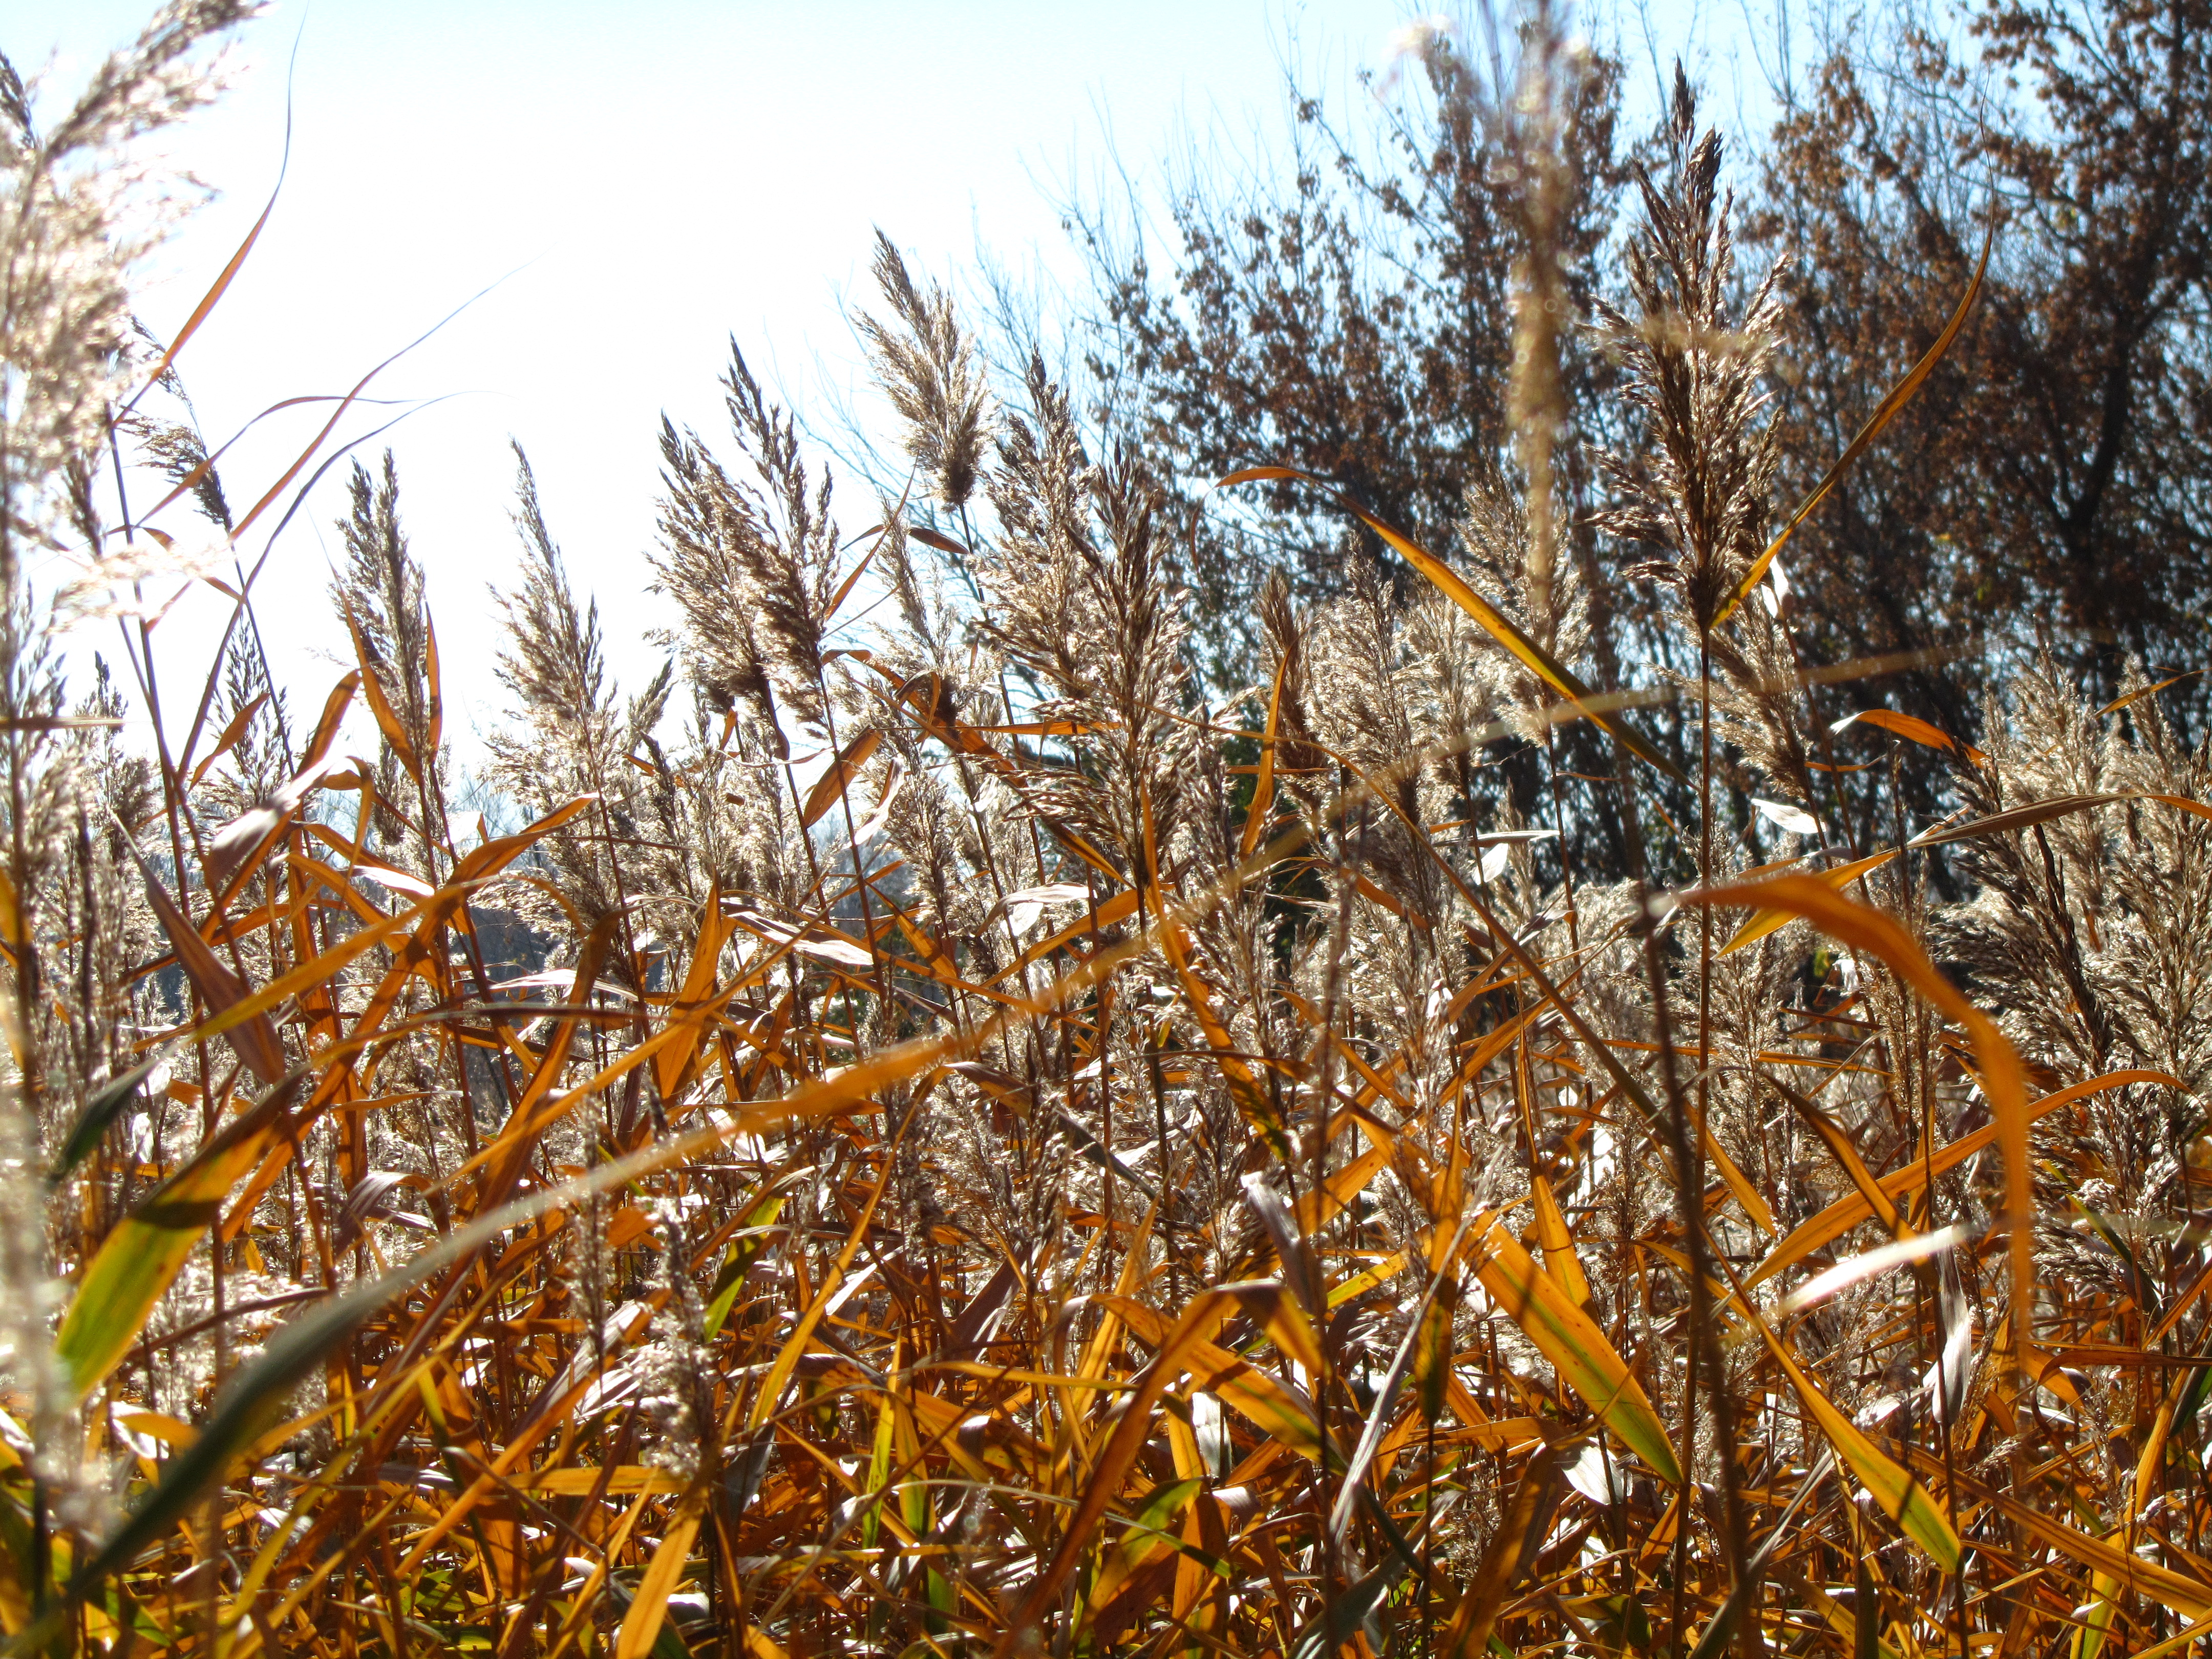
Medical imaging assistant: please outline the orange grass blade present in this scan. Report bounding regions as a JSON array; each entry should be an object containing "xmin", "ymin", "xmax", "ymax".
[
  {"xmin": 1465, "ymin": 1209, "xmax": 1682, "ymax": 1483},
  {"xmin": 1720, "ymin": 848, "xmax": 1899, "ymax": 956},
  {"xmin": 654, "ymin": 887, "xmax": 736, "ymax": 1101},
  {"xmin": 1686, "ymin": 874, "xmax": 2032, "ymax": 1383},
  {"xmin": 228, "ymin": 279, "xmax": 511, "ymax": 544},
  {"xmin": 187, "ymin": 795, "xmax": 600, "ymax": 1057},
  {"xmin": 1241, "ymin": 649, "xmax": 1288, "ymax": 859},
  {"xmin": 340, "ymin": 595, "xmax": 420, "ymax": 783},
  {"xmin": 125, "ymin": 86, "xmax": 289, "ymax": 413},
  {"xmin": 1156, "ymin": 924, "xmax": 1294, "ymax": 1158},
  {"xmin": 801, "ymin": 728, "xmax": 882, "ymax": 828},
  {"xmin": 185, "ymin": 690, "xmax": 268, "ymax": 787},
  {"xmin": 126, "ymin": 844, "xmax": 287, "ymax": 1086},
  {"xmin": 2101, "ymin": 669, "xmax": 2203, "ymax": 717},
  {"xmin": 1750, "ymin": 1068, "xmax": 2180, "ymax": 1288},
  {"xmin": 991, "ymin": 887, "xmax": 1141, "ymax": 985},
  {"xmin": 1831, "ymin": 708, "xmax": 1987, "ymax": 764},
  {"xmin": 1718, "ymin": 224, "xmax": 1993, "ymax": 628},
  {"xmin": 1220, "ymin": 466, "xmax": 1684, "ymax": 780}
]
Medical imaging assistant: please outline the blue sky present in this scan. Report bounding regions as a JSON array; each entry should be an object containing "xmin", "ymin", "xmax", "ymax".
[{"xmin": 10, "ymin": 0, "xmax": 1773, "ymax": 762}]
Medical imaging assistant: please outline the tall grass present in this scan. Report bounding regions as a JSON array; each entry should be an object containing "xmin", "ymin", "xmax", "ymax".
[{"xmin": 6, "ymin": 7, "xmax": 2212, "ymax": 1658}]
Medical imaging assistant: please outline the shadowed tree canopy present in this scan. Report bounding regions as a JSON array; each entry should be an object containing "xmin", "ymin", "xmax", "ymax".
[
  {"xmin": 1068, "ymin": 0, "xmax": 2212, "ymax": 883},
  {"xmin": 1074, "ymin": 27, "xmax": 1633, "ymax": 679},
  {"xmin": 1753, "ymin": 0, "xmax": 2212, "ymax": 735}
]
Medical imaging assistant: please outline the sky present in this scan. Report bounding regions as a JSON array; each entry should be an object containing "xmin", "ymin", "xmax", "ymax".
[{"xmin": 11, "ymin": 0, "xmax": 1778, "ymax": 771}]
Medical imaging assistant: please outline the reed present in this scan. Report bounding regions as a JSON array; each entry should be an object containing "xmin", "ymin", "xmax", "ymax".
[{"xmin": 3, "ymin": 8, "xmax": 2210, "ymax": 1658}]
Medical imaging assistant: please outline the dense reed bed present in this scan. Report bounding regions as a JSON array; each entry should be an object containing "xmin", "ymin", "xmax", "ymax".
[{"xmin": 7, "ymin": 6, "xmax": 2212, "ymax": 1658}]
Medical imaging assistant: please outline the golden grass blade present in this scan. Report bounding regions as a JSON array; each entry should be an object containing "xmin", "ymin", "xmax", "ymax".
[
  {"xmin": 0, "ymin": 867, "xmax": 21, "ymax": 965},
  {"xmin": 1805, "ymin": 1575, "xmax": 1900, "ymax": 1659},
  {"xmin": 1081, "ymin": 1475, "xmax": 1203, "ymax": 1622},
  {"xmin": 1767, "ymin": 1073, "xmax": 1908, "ymax": 1237},
  {"xmin": 614, "ymin": 1477, "xmax": 708, "ymax": 1659},
  {"xmin": 1718, "ymin": 225, "xmax": 1992, "ymax": 628},
  {"xmin": 202, "ymin": 669, "xmax": 360, "ymax": 894},
  {"xmin": 2132, "ymin": 1611, "xmax": 2212, "ymax": 1659},
  {"xmin": 988, "ymin": 887, "xmax": 1140, "ymax": 985},
  {"xmin": 1529, "ymin": 1175, "xmax": 1593, "ymax": 1309},
  {"xmin": 825, "ymin": 540, "xmax": 881, "ymax": 621},
  {"xmin": 1096, "ymin": 1294, "xmax": 1329, "ymax": 1461},
  {"xmin": 1466, "ymin": 1209, "xmax": 1683, "ymax": 1483},
  {"xmin": 56, "ymin": 1120, "xmax": 750, "ymax": 1621},
  {"xmin": 463, "ymin": 918, "xmax": 613, "ymax": 1206},
  {"xmin": 54, "ymin": 1083, "xmax": 296, "ymax": 1401},
  {"xmin": 1219, "ymin": 466, "xmax": 1684, "ymax": 780},
  {"xmin": 747, "ymin": 1136, "xmax": 901, "ymax": 1433},
  {"xmin": 1160, "ymin": 922, "xmax": 1292, "ymax": 1157},
  {"xmin": 1751, "ymin": 1068, "xmax": 2181, "ymax": 1288},
  {"xmin": 1292, "ymin": 1139, "xmax": 1391, "ymax": 1239},
  {"xmin": 1241, "ymin": 649, "xmax": 1288, "ymax": 859},
  {"xmin": 1738, "ymin": 1290, "xmax": 1962, "ymax": 1568},
  {"xmin": 1719, "ymin": 848, "xmax": 1899, "ymax": 956},
  {"xmin": 1328, "ymin": 1213, "xmax": 1477, "ymax": 1540},
  {"xmin": 1695, "ymin": 1096, "xmax": 1780, "ymax": 1237},
  {"xmin": 1328, "ymin": 1250, "xmax": 1407, "ymax": 1309},
  {"xmin": 2150, "ymin": 1253, "xmax": 2212, "ymax": 1345},
  {"xmin": 1925, "ymin": 1456, "xmax": 2212, "ymax": 1621},
  {"xmin": 187, "ymin": 795, "xmax": 601, "ymax": 1057},
  {"xmin": 1412, "ymin": 1275, "xmax": 1457, "ymax": 1423},
  {"xmin": 992, "ymin": 1283, "xmax": 1291, "ymax": 1659},
  {"xmin": 2100, "ymin": 669, "xmax": 2203, "ymax": 717},
  {"xmin": 1437, "ymin": 1445, "xmax": 1561, "ymax": 1659}
]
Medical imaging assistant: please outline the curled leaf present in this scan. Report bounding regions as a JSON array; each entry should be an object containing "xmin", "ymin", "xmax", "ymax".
[{"xmin": 1830, "ymin": 708, "xmax": 1986, "ymax": 764}]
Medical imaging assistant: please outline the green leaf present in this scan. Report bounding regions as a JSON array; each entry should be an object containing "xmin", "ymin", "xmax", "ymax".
[
  {"xmin": 49, "ymin": 1048, "xmax": 168, "ymax": 1186},
  {"xmin": 701, "ymin": 1180, "xmax": 799, "ymax": 1340},
  {"xmin": 54, "ymin": 1079, "xmax": 299, "ymax": 1403}
]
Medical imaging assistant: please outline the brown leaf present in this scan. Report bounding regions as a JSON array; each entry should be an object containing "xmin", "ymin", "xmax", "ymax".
[{"xmin": 801, "ymin": 728, "xmax": 882, "ymax": 828}]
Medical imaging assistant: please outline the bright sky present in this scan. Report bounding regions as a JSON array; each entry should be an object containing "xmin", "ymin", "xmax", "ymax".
[{"xmin": 11, "ymin": 0, "xmax": 1771, "ymax": 772}]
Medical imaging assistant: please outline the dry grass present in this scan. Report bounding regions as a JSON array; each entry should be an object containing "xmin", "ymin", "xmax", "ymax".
[{"xmin": 6, "ymin": 8, "xmax": 2212, "ymax": 1659}]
